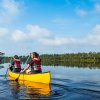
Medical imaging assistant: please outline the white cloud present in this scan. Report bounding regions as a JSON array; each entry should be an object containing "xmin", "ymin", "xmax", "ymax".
[
  {"xmin": 92, "ymin": 24, "xmax": 100, "ymax": 33},
  {"xmin": 12, "ymin": 30, "xmax": 28, "ymax": 41},
  {"xmin": 2, "ymin": 0, "xmax": 19, "ymax": 15},
  {"xmin": 26, "ymin": 24, "xmax": 51, "ymax": 39},
  {"xmin": 39, "ymin": 24, "xmax": 100, "ymax": 46},
  {"xmin": 84, "ymin": 24, "xmax": 100, "ymax": 45},
  {"xmin": 10, "ymin": 24, "xmax": 100, "ymax": 46},
  {"xmin": 0, "ymin": 0, "xmax": 21, "ymax": 23},
  {"xmin": 0, "ymin": 27, "xmax": 8, "ymax": 37},
  {"xmin": 95, "ymin": 4, "xmax": 100, "ymax": 12},
  {"xmin": 39, "ymin": 37, "xmax": 76, "ymax": 46},
  {"xmin": 11, "ymin": 24, "xmax": 52, "ymax": 42},
  {"xmin": 1, "ymin": 24, "xmax": 100, "ymax": 55},
  {"xmin": 11, "ymin": 24, "xmax": 76, "ymax": 46},
  {"xmin": 76, "ymin": 8, "xmax": 87, "ymax": 16}
]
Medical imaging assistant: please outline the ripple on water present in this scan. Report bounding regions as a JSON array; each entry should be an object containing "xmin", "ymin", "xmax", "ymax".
[
  {"xmin": 0, "ymin": 80, "xmax": 14, "ymax": 99},
  {"xmin": 50, "ymin": 82, "xmax": 100, "ymax": 100}
]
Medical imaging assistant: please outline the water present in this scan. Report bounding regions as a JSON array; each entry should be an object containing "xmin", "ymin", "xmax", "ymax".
[{"xmin": 0, "ymin": 63, "xmax": 100, "ymax": 100}]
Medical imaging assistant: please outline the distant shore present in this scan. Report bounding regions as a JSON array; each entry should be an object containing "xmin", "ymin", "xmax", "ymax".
[{"xmin": 1, "ymin": 52, "xmax": 100, "ymax": 68}]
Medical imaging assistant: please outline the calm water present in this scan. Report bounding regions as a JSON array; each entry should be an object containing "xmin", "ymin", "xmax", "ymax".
[{"xmin": 0, "ymin": 63, "xmax": 100, "ymax": 100}]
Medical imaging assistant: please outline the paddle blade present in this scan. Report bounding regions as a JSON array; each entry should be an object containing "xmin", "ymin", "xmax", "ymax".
[
  {"xmin": 15, "ymin": 73, "xmax": 21, "ymax": 81},
  {"xmin": 15, "ymin": 78, "xmax": 18, "ymax": 81}
]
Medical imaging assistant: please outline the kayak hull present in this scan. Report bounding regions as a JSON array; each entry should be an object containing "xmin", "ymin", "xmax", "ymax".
[{"xmin": 8, "ymin": 69, "xmax": 51, "ymax": 84}]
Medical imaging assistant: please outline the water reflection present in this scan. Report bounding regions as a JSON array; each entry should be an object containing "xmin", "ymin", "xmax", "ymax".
[
  {"xmin": 42, "ymin": 61, "xmax": 100, "ymax": 69},
  {"xmin": 0, "ymin": 63, "xmax": 100, "ymax": 99},
  {"xmin": 8, "ymin": 77, "xmax": 50, "ymax": 99},
  {"xmin": 1, "ymin": 60, "xmax": 100, "ymax": 69},
  {"xmin": 8, "ymin": 81, "xmax": 20, "ymax": 99}
]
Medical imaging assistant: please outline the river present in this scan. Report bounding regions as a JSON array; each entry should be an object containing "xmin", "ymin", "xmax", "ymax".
[{"xmin": 0, "ymin": 63, "xmax": 100, "ymax": 100}]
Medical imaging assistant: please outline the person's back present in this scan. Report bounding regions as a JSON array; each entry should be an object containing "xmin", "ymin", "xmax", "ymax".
[{"xmin": 11, "ymin": 55, "xmax": 21, "ymax": 73}]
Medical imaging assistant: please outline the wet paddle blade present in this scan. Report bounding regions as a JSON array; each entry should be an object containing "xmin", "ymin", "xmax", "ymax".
[
  {"xmin": 15, "ymin": 78, "xmax": 18, "ymax": 81},
  {"xmin": 15, "ymin": 74, "xmax": 21, "ymax": 81}
]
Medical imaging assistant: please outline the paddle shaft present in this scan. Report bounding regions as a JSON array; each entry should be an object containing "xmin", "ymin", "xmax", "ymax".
[
  {"xmin": 10, "ymin": 57, "xmax": 12, "ymax": 63},
  {"xmin": 5, "ymin": 57, "xmax": 12, "ymax": 77},
  {"xmin": 25, "ymin": 55, "xmax": 30, "ymax": 64}
]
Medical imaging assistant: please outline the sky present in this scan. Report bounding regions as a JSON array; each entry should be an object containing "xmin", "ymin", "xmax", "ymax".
[{"xmin": 0, "ymin": 0, "xmax": 100, "ymax": 56}]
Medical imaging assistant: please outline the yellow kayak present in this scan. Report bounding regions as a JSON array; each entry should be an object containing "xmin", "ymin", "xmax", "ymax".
[{"xmin": 8, "ymin": 69, "xmax": 51, "ymax": 84}]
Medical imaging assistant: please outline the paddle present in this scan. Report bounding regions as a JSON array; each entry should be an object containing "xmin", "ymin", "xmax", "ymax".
[
  {"xmin": 15, "ymin": 55, "xmax": 30, "ymax": 81},
  {"xmin": 5, "ymin": 57, "xmax": 12, "ymax": 77}
]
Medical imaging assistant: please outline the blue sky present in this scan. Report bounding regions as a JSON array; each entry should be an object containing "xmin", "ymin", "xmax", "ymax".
[{"xmin": 0, "ymin": 0, "xmax": 100, "ymax": 55}]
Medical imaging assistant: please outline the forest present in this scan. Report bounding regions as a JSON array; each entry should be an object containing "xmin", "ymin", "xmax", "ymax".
[{"xmin": 0, "ymin": 52, "xmax": 100, "ymax": 68}]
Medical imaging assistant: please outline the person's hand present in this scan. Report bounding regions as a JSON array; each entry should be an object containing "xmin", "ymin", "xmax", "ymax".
[
  {"xmin": 20, "ymin": 70, "xmax": 24, "ymax": 73},
  {"xmin": 9, "ymin": 64, "xmax": 11, "ymax": 67}
]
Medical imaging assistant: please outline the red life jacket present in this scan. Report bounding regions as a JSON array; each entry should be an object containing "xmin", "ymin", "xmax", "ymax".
[
  {"xmin": 31, "ymin": 58, "xmax": 42, "ymax": 71},
  {"xmin": 14, "ymin": 59, "xmax": 21, "ymax": 69}
]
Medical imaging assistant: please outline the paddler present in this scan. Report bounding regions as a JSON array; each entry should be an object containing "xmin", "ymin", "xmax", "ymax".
[
  {"xmin": 11, "ymin": 55, "xmax": 21, "ymax": 72},
  {"xmin": 21, "ymin": 52, "xmax": 42, "ymax": 74}
]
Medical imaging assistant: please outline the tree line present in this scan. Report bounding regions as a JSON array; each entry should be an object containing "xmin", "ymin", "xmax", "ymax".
[
  {"xmin": 40, "ymin": 52, "xmax": 100, "ymax": 68},
  {"xmin": 1, "ymin": 52, "xmax": 100, "ymax": 68}
]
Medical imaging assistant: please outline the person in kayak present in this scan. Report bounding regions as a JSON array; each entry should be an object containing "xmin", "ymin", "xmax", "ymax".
[
  {"xmin": 21, "ymin": 52, "xmax": 42, "ymax": 74},
  {"xmin": 10, "ymin": 55, "xmax": 21, "ymax": 72}
]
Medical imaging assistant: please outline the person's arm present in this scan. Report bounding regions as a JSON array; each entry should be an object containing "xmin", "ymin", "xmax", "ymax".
[
  {"xmin": 9, "ymin": 61, "xmax": 14, "ymax": 71},
  {"xmin": 11, "ymin": 61, "xmax": 14, "ymax": 66},
  {"xmin": 21, "ymin": 64, "xmax": 30, "ymax": 73}
]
